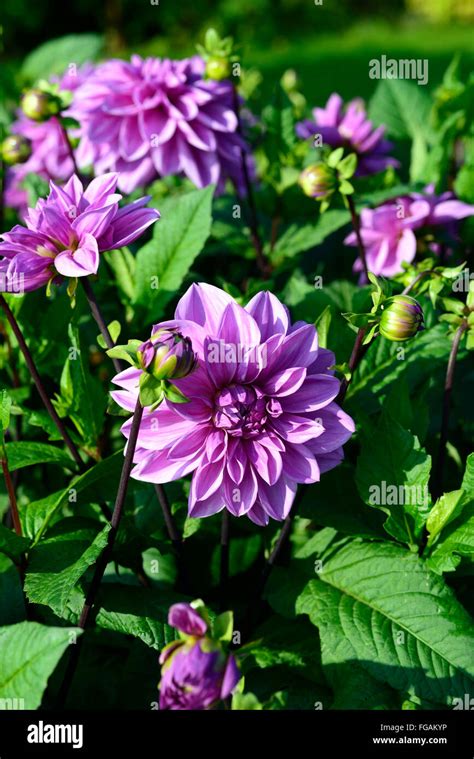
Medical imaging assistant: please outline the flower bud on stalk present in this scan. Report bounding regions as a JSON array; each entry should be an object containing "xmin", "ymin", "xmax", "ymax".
[
  {"xmin": 137, "ymin": 328, "xmax": 197, "ymax": 408},
  {"xmin": 1, "ymin": 135, "xmax": 32, "ymax": 165},
  {"xmin": 379, "ymin": 295, "xmax": 424, "ymax": 342},
  {"xmin": 298, "ymin": 164, "xmax": 337, "ymax": 200},
  {"xmin": 21, "ymin": 88, "xmax": 62, "ymax": 122},
  {"xmin": 205, "ymin": 57, "xmax": 232, "ymax": 81},
  {"xmin": 137, "ymin": 329, "xmax": 197, "ymax": 381}
]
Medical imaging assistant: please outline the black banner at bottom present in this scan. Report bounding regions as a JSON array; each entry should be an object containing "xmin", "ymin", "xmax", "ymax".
[{"xmin": 0, "ymin": 709, "xmax": 471, "ymax": 757}]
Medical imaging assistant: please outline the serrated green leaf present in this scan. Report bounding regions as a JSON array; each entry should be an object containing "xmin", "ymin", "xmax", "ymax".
[
  {"xmin": 21, "ymin": 34, "xmax": 103, "ymax": 81},
  {"xmin": 0, "ymin": 525, "xmax": 30, "ymax": 563},
  {"xmin": 3, "ymin": 442, "xmax": 76, "ymax": 472},
  {"xmin": 0, "ymin": 621, "xmax": 81, "ymax": 708},
  {"xmin": 0, "ymin": 554, "xmax": 25, "ymax": 625},
  {"xmin": 134, "ymin": 186, "xmax": 213, "ymax": 320},
  {"xmin": 296, "ymin": 540, "xmax": 474, "ymax": 706},
  {"xmin": 24, "ymin": 519, "xmax": 111, "ymax": 615},
  {"xmin": 356, "ymin": 410, "xmax": 432, "ymax": 545}
]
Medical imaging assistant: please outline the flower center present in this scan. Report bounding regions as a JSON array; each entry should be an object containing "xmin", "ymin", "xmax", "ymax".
[{"xmin": 213, "ymin": 384, "xmax": 282, "ymax": 438}]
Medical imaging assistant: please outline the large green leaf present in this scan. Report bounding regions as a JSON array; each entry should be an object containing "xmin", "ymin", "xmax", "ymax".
[
  {"xmin": 134, "ymin": 186, "xmax": 213, "ymax": 320},
  {"xmin": 0, "ymin": 621, "xmax": 81, "ymax": 709},
  {"xmin": 368, "ymin": 79, "xmax": 432, "ymax": 141},
  {"xmin": 53, "ymin": 323, "xmax": 107, "ymax": 451},
  {"xmin": 3, "ymin": 441, "xmax": 76, "ymax": 472},
  {"xmin": 25, "ymin": 451, "xmax": 122, "ymax": 543},
  {"xmin": 21, "ymin": 34, "xmax": 103, "ymax": 81},
  {"xmin": 0, "ymin": 554, "xmax": 25, "ymax": 625},
  {"xmin": 296, "ymin": 540, "xmax": 474, "ymax": 706},
  {"xmin": 95, "ymin": 586, "xmax": 177, "ymax": 650},
  {"xmin": 356, "ymin": 410, "xmax": 432, "ymax": 546},
  {"xmin": 0, "ymin": 525, "xmax": 30, "ymax": 562},
  {"xmin": 427, "ymin": 454, "xmax": 474, "ymax": 574},
  {"xmin": 270, "ymin": 210, "xmax": 349, "ymax": 263},
  {"xmin": 24, "ymin": 519, "xmax": 111, "ymax": 615}
]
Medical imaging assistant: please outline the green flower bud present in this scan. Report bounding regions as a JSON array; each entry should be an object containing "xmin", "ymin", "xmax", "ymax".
[
  {"xmin": 298, "ymin": 164, "xmax": 336, "ymax": 200},
  {"xmin": 1, "ymin": 135, "xmax": 32, "ymax": 165},
  {"xmin": 205, "ymin": 56, "xmax": 232, "ymax": 81},
  {"xmin": 137, "ymin": 329, "xmax": 197, "ymax": 381},
  {"xmin": 21, "ymin": 88, "xmax": 62, "ymax": 122},
  {"xmin": 379, "ymin": 295, "xmax": 424, "ymax": 342}
]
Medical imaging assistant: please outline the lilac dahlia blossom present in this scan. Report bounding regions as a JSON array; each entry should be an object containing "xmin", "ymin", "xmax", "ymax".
[
  {"xmin": 344, "ymin": 189, "xmax": 474, "ymax": 279},
  {"xmin": 159, "ymin": 603, "xmax": 240, "ymax": 710},
  {"xmin": 5, "ymin": 65, "xmax": 93, "ymax": 216},
  {"xmin": 111, "ymin": 284, "xmax": 354, "ymax": 526},
  {"xmin": 0, "ymin": 173, "xmax": 159, "ymax": 292},
  {"xmin": 296, "ymin": 93, "xmax": 398, "ymax": 176},
  {"xmin": 72, "ymin": 55, "xmax": 252, "ymax": 194}
]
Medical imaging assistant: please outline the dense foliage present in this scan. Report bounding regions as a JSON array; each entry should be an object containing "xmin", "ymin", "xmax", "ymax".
[{"xmin": 0, "ymin": 31, "xmax": 473, "ymax": 712}]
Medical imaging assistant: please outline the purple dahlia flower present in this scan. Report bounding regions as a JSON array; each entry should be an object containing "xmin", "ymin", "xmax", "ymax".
[
  {"xmin": 296, "ymin": 93, "xmax": 398, "ymax": 176},
  {"xmin": 0, "ymin": 173, "xmax": 159, "ymax": 292},
  {"xmin": 111, "ymin": 284, "xmax": 354, "ymax": 526},
  {"xmin": 344, "ymin": 189, "xmax": 474, "ymax": 279},
  {"xmin": 72, "ymin": 55, "xmax": 252, "ymax": 194},
  {"xmin": 159, "ymin": 603, "xmax": 240, "ymax": 710},
  {"xmin": 5, "ymin": 65, "xmax": 93, "ymax": 216}
]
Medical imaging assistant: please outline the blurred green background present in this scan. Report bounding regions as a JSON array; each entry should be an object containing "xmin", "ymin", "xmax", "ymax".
[{"xmin": 2, "ymin": 0, "xmax": 474, "ymax": 106}]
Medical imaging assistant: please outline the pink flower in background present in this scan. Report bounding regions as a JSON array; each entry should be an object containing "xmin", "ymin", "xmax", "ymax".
[
  {"xmin": 5, "ymin": 65, "xmax": 94, "ymax": 217},
  {"xmin": 112, "ymin": 284, "xmax": 354, "ymax": 526},
  {"xmin": 296, "ymin": 93, "xmax": 398, "ymax": 176},
  {"xmin": 344, "ymin": 189, "xmax": 474, "ymax": 279},
  {"xmin": 72, "ymin": 55, "xmax": 253, "ymax": 194},
  {"xmin": 0, "ymin": 173, "xmax": 159, "ymax": 291}
]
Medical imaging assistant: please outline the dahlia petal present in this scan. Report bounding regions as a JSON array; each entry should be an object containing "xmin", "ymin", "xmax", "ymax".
[
  {"xmin": 281, "ymin": 443, "xmax": 320, "ymax": 484},
  {"xmin": 223, "ymin": 467, "xmax": 258, "ymax": 516},
  {"xmin": 258, "ymin": 477, "xmax": 297, "ymax": 521},
  {"xmin": 245, "ymin": 439, "xmax": 282, "ymax": 486},
  {"xmin": 281, "ymin": 374, "xmax": 340, "ymax": 413},
  {"xmin": 306, "ymin": 403, "xmax": 355, "ymax": 454},
  {"xmin": 245, "ymin": 291, "xmax": 289, "ymax": 340},
  {"xmin": 168, "ymin": 603, "xmax": 207, "ymax": 636},
  {"xmin": 131, "ymin": 447, "xmax": 200, "ymax": 483},
  {"xmin": 260, "ymin": 366, "xmax": 307, "ymax": 397},
  {"xmin": 192, "ymin": 458, "xmax": 225, "ymax": 501}
]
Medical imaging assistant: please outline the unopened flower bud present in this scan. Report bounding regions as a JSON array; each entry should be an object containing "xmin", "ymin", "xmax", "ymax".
[
  {"xmin": 379, "ymin": 295, "xmax": 424, "ymax": 342},
  {"xmin": 205, "ymin": 56, "xmax": 232, "ymax": 81},
  {"xmin": 1, "ymin": 135, "xmax": 32, "ymax": 165},
  {"xmin": 137, "ymin": 329, "xmax": 197, "ymax": 381},
  {"xmin": 298, "ymin": 164, "xmax": 336, "ymax": 200},
  {"xmin": 21, "ymin": 88, "xmax": 61, "ymax": 122}
]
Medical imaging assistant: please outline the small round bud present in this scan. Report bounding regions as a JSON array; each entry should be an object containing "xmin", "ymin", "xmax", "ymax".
[
  {"xmin": 1, "ymin": 134, "xmax": 32, "ymax": 165},
  {"xmin": 281, "ymin": 69, "xmax": 298, "ymax": 93},
  {"xmin": 21, "ymin": 89, "xmax": 61, "ymax": 122},
  {"xmin": 298, "ymin": 164, "xmax": 336, "ymax": 200},
  {"xmin": 137, "ymin": 329, "xmax": 197, "ymax": 381},
  {"xmin": 205, "ymin": 57, "xmax": 231, "ymax": 81},
  {"xmin": 379, "ymin": 295, "xmax": 424, "ymax": 342}
]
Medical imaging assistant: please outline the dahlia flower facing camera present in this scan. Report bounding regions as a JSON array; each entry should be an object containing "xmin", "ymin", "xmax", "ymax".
[
  {"xmin": 72, "ymin": 55, "xmax": 253, "ymax": 194},
  {"xmin": 159, "ymin": 602, "xmax": 240, "ymax": 710},
  {"xmin": 0, "ymin": 173, "xmax": 159, "ymax": 292},
  {"xmin": 296, "ymin": 92, "xmax": 398, "ymax": 176},
  {"xmin": 111, "ymin": 283, "xmax": 355, "ymax": 526}
]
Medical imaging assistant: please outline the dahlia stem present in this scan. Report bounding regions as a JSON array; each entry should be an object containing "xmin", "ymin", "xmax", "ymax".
[
  {"xmin": 80, "ymin": 277, "xmax": 172, "ymax": 537},
  {"xmin": 347, "ymin": 195, "xmax": 369, "ymax": 282},
  {"xmin": 154, "ymin": 483, "xmax": 181, "ymax": 550},
  {"xmin": 232, "ymin": 86, "xmax": 270, "ymax": 278},
  {"xmin": 336, "ymin": 326, "xmax": 369, "ymax": 405},
  {"xmin": 431, "ymin": 320, "xmax": 468, "ymax": 501},
  {"xmin": 57, "ymin": 399, "xmax": 144, "ymax": 707},
  {"xmin": 81, "ymin": 277, "xmax": 123, "ymax": 374},
  {"xmin": 219, "ymin": 511, "xmax": 230, "ymax": 610},
  {"xmin": 56, "ymin": 118, "xmax": 82, "ymax": 181},
  {"xmin": 0, "ymin": 295, "xmax": 83, "ymax": 468},
  {"xmin": 402, "ymin": 269, "xmax": 438, "ymax": 296},
  {"xmin": 1, "ymin": 455, "xmax": 22, "ymax": 537}
]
